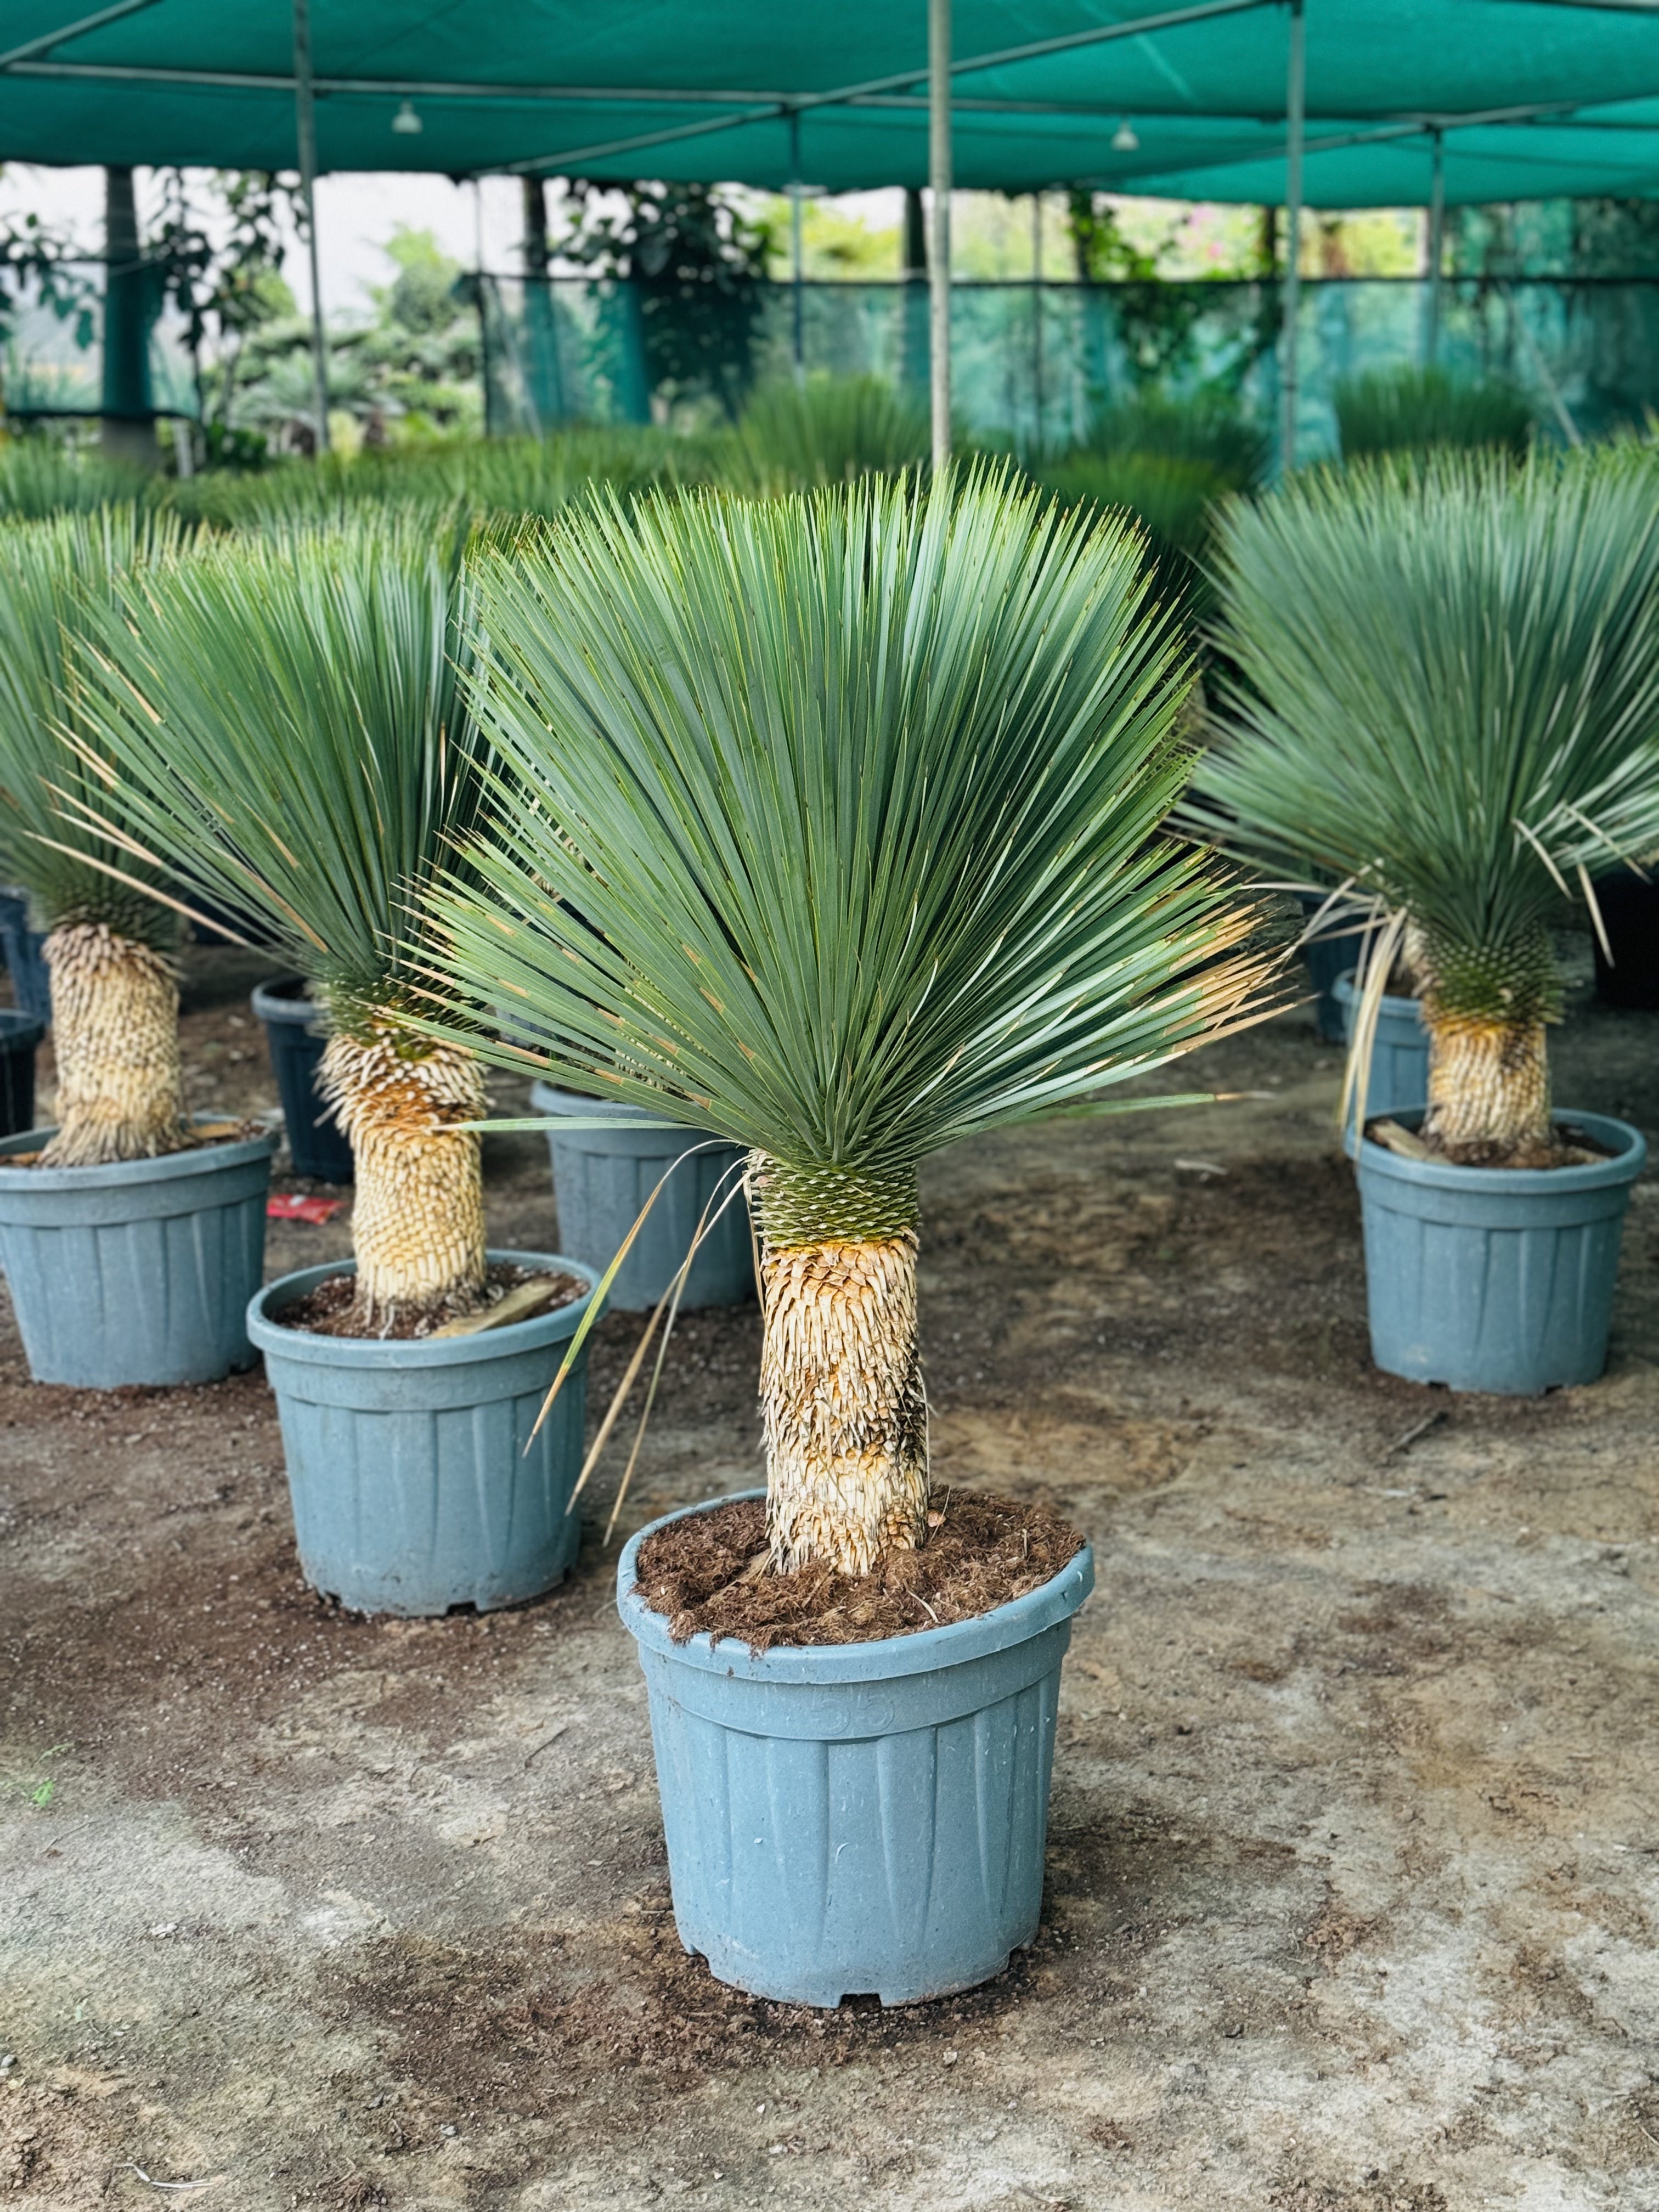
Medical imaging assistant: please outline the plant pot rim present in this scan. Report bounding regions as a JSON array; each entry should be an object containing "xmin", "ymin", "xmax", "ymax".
[
  {"xmin": 247, "ymin": 1246, "xmax": 597, "ymax": 1371},
  {"xmin": 251, "ymin": 975, "xmax": 324, "ymax": 1024},
  {"xmin": 0, "ymin": 1009, "xmax": 47, "ymax": 1049},
  {"xmin": 617, "ymin": 1489, "xmax": 1095, "ymax": 1688},
  {"xmin": 1357, "ymin": 1107, "xmax": 1646, "ymax": 1194},
  {"xmin": 1333, "ymin": 969, "xmax": 1423, "ymax": 1018},
  {"xmin": 527, "ymin": 1077, "xmax": 723, "ymax": 1134},
  {"xmin": 0, "ymin": 1115, "xmax": 276, "ymax": 1191}
]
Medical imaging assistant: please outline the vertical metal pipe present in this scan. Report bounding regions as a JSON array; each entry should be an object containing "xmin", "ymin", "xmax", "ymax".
[
  {"xmin": 473, "ymin": 178, "xmax": 493, "ymax": 439},
  {"xmin": 790, "ymin": 109, "xmax": 805, "ymax": 386},
  {"xmin": 1031, "ymin": 190, "xmax": 1043, "ymax": 452},
  {"xmin": 1424, "ymin": 127, "xmax": 1446, "ymax": 367},
  {"xmin": 1280, "ymin": 0, "xmax": 1305, "ymax": 475},
  {"xmin": 928, "ymin": 0, "xmax": 952, "ymax": 475},
  {"xmin": 101, "ymin": 164, "xmax": 157, "ymax": 468},
  {"xmin": 292, "ymin": 0, "xmax": 330, "ymax": 455}
]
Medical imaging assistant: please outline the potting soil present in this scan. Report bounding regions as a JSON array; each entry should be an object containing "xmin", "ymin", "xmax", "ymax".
[
  {"xmin": 634, "ymin": 1490, "xmax": 1085, "ymax": 1650},
  {"xmin": 272, "ymin": 1259, "xmax": 587, "ymax": 1340}
]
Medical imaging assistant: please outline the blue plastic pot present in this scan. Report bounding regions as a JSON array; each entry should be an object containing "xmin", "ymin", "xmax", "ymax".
[
  {"xmin": 247, "ymin": 1248, "xmax": 597, "ymax": 1616},
  {"xmin": 529, "ymin": 1081, "xmax": 754, "ymax": 1312},
  {"xmin": 0, "ymin": 889, "xmax": 50, "ymax": 1024},
  {"xmin": 1296, "ymin": 891, "xmax": 1380, "ymax": 1045},
  {"xmin": 251, "ymin": 977, "xmax": 354, "ymax": 1184},
  {"xmin": 1334, "ymin": 969, "xmax": 1429, "ymax": 1130},
  {"xmin": 0, "ymin": 1118, "xmax": 275, "ymax": 1387},
  {"xmin": 617, "ymin": 1494, "xmax": 1095, "ymax": 2007},
  {"xmin": 1357, "ymin": 1108, "xmax": 1646, "ymax": 1395},
  {"xmin": 0, "ymin": 1009, "xmax": 46, "ymax": 1139}
]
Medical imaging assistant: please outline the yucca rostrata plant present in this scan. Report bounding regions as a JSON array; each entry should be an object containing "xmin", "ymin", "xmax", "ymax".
[
  {"xmin": 727, "ymin": 375, "xmax": 933, "ymax": 493},
  {"xmin": 1190, "ymin": 448, "xmax": 1659, "ymax": 1163},
  {"xmin": 66, "ymin": 510, "xmax": 493, "ymax": 1325},
  {"xmin": 419, "ymin": 473, "xmax": 1278, "ymax": 1576},
  {"xmin": 0, "ymin": 506, "xmax": 191, "ymax": 1165}
]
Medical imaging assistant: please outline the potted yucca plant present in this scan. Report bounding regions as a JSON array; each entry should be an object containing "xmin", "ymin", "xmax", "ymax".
[
  {"xmin": 0, "ymin": 507, "xmax": 277, "ymax": 1389},
  {"xmin": 419, "ymin": 472, "xmax": 1277, "ymax": 2006},
  {"xmin": 1192, "ymin": 449, "xmax": 1659, "ymax": 1393},
  {"xmin": 66, "ymin": 511, "xmax": 595, "ymax": 1616}
]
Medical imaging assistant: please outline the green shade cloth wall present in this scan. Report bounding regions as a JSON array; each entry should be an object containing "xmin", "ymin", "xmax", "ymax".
[
  {"xmin": 478, "ymin": 270, "xmax": 1659, "ymax": 449},
  {"xmin": 5, "ymin": 0, "xmax": 1659, "ymax": 208}
]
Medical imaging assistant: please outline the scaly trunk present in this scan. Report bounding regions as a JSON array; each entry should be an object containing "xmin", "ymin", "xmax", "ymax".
[
  {"xmin": 39, "ymin": 923, "xmax": 185, "ymax": 1166},
  {"xmin": 1423, "ymin": 1015, "xmax": 1550, "ymax": 1159},
  {"xmin": 319, "ymin": 1023, "xmax": 488, "ymax": 1325},
  {"xmin": 754, "ymin": 1158, "xmax": 929, "ymax": 1576},
  {"xmin": 1414, "ymin": 916, "xmax": 1556, "ymax": 1163}
]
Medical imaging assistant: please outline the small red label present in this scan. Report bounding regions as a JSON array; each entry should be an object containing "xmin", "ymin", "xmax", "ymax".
[{"xmin": 266, "ymin": 1193, "xmax": 343, "ymax": 1224}]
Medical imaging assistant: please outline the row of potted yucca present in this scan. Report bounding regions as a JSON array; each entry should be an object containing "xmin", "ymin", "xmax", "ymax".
[
  {"xmin": 2, "ymin": 447, "xmax": 1655, "ymax": 2012},
  {"xmin": 0, "ymin": 470, "xmax": 1277, "ymax": 2012}
]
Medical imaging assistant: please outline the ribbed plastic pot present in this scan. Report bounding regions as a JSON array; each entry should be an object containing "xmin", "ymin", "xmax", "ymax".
[
  {"xmin": 1296, "ymin": 891, "xmax": 1379, "ymax": 1045},
  {"xmin": 1591, "ymin": 871, "xmax": 1659, "ymax": 1012},
  {"xmin": 1357, "ymin": 1108, "xmax": 1646, "ymax": 1395},
  {"xmin": 617, "ymin": 1494, "xmax": 1095, "ymax": 2007},
  {"xmin": 247, "ymin": 1248, "xmax": 597, "ymax": 1617},
  {"xmin": 251, "ymin": 977, "xmax": 354, "ymax": 1183},
  {"xmin": 0, "ymin": 1009, "xmax": 46, "ymax": 1139},
  {"xmin": 529, "ymin": 1081, "xmax": 753, "ymax": 1312},
  {"xmin": 0, "ymin": 1118, "xmax": 275, "ymax": 1387},
  {"xmin": 0, "ymin": 889, "xmax": 50, "ymax": 1024},
  {"xmin": 1334, "ymin": 969, "xmax": 1429, "ymax": 1131}
]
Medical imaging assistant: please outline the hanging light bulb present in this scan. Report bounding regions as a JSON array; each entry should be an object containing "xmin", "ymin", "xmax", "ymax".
[
  {"xmin": 392, "ymin": 99, "xmax": 424, "ymax": 136},
  {"xmin": 1112, "ymin": 120, "xmax": 1141, "ymax": 153}
]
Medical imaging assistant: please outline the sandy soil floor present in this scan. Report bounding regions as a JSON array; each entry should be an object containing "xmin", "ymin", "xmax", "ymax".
[{"xmin": 2, "ymin": 943, "xmax": 1656, "ymax": 2212}]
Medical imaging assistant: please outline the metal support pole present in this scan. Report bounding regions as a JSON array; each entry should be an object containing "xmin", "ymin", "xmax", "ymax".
[
  {"xmin": 292, "ymin": 0, "xmax": 330, "ymax": 455},
  {"xmin": 1279, "ymin": 0, "xmax": 1305, "ymax": 476},
  {"xmin": 522, "ymin": 174, "xmax": 565, "ymax": 428},
  {"xmin": 100, "ymin": 164, "xmax": 158, "ymax": 470},
  {"xmin": 789, "ymin": 109, "xmax": 805, "ymax": 386},
  {"xmin": 1424, "ymin": 126, "xmax": 1446, "ymax": 367},
  {"xmin": 928, "ymin": 0, "xmax": 952, "ymax": 475},
  {"xmin": 1031, "ymin": 190, "xmax": 1043, "ymax": 452}
]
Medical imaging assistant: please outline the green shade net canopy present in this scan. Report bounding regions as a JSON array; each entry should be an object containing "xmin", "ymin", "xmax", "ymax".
[{"xmin": 4, "ymin": 0, "xmax": 1659, "ymax": 206}]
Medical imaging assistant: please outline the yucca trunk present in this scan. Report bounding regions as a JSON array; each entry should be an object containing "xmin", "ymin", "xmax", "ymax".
[
  {"xmin": 1419, "ymin": 921, "xmax": 1554, "ymax": 1161},
  {"xmin": 319, "ymin": 1022, "xmax": 488, "ymax": 1324},
  {"xmin": 754, "ymin": 1159, "xmax": 929, "ymax": 1576},
  {"xmin": 39, "ymin": 923, "xmax": 185, "ymax": 1166},
  {"xmin": 1423, "ymin": 1014, "xmax": 1550, "ymax": 1156}
]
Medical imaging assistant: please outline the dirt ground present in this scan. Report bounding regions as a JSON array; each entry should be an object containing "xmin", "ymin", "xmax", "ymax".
[{"xmin": 2, "ymin": 942, "xmax": 1656, "ymax": 2212}]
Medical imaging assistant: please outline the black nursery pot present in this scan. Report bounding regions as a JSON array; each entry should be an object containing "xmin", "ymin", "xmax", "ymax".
[
  {"xmin": 1591, "ymin": 872, "xmax": 1659, "ymax": 1012},
  {"xmin": 252, "ymin": 978, "xmax": 354, "ymax": 1183},
  {"xmin": 1295, "ymin": 890, "xmax": 1380, "ymax": 1043},
  {"xmin": 0, "ymin": 888, "xmax": 50, "ymax": 1024},
  {"xmin": 0, "ymin": 1008, "xmax": 46, "ymax": 1139}
]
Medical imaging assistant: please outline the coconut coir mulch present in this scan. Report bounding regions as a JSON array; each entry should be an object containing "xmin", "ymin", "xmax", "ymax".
[
  {"xmin": 634, "ymin": 1491, "xmax": 1085, "ymax": 1651},
  {"xmin": 1365, "ymin": 1115, "xmax": 1617, "ymax": 1172},
  {"xmin": 273, "ymin": 1260, "xmax": 587, "ymax": 1341}
]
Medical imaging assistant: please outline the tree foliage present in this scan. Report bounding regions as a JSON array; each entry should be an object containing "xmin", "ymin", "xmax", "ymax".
[
  {"xmin": 64, "ymin": 510, "xmax": 488, "ymax": 1031},
  {"xmin": 418, "ymin": 471, "xmax": 1277, "ymax": 1193},
  {"xmin": 1188, "ymin": 447, "xmax": 1659, "ymax": 1031},
  {"xmin": 0, "ymin": 505, "xmax": 190, "ymax": 946}
]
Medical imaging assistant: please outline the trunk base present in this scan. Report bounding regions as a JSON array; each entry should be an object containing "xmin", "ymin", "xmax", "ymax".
[
  {"xmin": 319, "ymin": 1026, "xmax": 488, "ymax": 1326},
  {"xmin": 38, "ymin": 924, "xmax": 185, "ymax": 1167},
  {"xmin": 1424, "ymin": 1015, "xmax": 1550, "ymax": 1165},
  {"xmin": 760, "ymin": 1229, "xmax": 929, "ymax": 1577}
]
